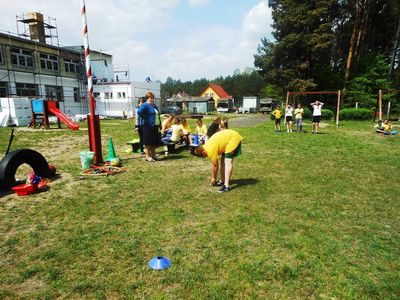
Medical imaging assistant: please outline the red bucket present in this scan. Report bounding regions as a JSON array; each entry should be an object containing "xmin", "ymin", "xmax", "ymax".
[{"xmin": 12, "ymin": 184, "xmax": 38, "ymax": 196}]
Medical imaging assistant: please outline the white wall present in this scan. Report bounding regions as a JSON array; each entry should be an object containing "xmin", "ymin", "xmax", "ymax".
[
  {"xmin": 0, "ymin": 69, "xmax": 87, "ymax": 115},
  {"xmin": 0, "ymin": 98, "xmax": 31, "ymax": 127}
]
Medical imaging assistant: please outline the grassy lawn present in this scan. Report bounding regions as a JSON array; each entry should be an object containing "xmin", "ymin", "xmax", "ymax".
[{"xmin": 0, "ymin": 116, "xmax": 399, "ymax": 299}]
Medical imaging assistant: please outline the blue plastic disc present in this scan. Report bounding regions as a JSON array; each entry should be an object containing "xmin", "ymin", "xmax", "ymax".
[{"xmin": 148, "ymin": 256, "xmax": 171, "ymax": 270}]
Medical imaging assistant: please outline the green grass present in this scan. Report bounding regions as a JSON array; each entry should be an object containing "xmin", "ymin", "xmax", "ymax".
[{"xmin": 0, "ymin": 117, "xmax": 399, "ymax": 299}]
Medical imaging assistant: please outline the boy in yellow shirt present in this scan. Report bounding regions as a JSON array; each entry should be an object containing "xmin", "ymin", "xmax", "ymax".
[
  {"xmin": 272, "ymin": 106, "xmax": 282, "ymax": 132},
  {"xmin": 194, "ymin": 129, "xmax": 242, "ymax": 193},
  {"xmin": 193, "ymin": 118, "xmax": 208, "ymax": 144}
]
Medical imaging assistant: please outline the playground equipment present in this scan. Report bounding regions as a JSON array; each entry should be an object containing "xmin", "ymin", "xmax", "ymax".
[
  {"xmin": 285, "ymin": 91, "xmax": 342, "ymax": 127},
  {"xmin": 375, "ymin": 89, "xmax": 400, "ymax": 122},
  {"xmin": 0, "ymin": 149, "xmax": 51, "ymax": 190},
  {"xmin": 30, "ymin": 99, "xmax": 79, "ymax": 130},
  {"xmin": 0, "ymin": 130, "xmax": 54, "ymax": 191}
]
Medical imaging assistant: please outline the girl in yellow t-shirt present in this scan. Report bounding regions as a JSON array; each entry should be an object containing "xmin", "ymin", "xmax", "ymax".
[{"xmin": 194, "ymin": 129, "xmax": 242, "ymax": 193}]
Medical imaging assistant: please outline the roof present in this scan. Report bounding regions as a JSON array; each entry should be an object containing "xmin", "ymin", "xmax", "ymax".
[
  {"xmin": 0, "ymin": 32, "xmax": 85, "ymax": 59},
  {"xmin": 217, "ymin": 98, "xmax": 233, "ymax": 103},
  {"xmin": 168, "ymin": 96, "xmax": 214, "ymax": 103},
  {"xmin": 200, "ymin": 84, "xmax": 231, "ymax": 98}
]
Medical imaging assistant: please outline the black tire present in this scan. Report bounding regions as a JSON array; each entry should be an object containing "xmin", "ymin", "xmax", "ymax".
[{"xmin": 0, "ymin": 149, "xmax": 50, "ymax": 190}]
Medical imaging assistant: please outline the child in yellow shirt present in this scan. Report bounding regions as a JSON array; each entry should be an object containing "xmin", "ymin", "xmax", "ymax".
[{"xmin": 272, "ymin": 106, "xmax": 282, "ymax": 132}]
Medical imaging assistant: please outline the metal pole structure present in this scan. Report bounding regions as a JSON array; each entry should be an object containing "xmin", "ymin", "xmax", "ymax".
[
  {"xmin": 336, "ymin": 90, "xmax": 341, "ymax": 127},
  {"xmin": 80, "ymin": 0, "xmax": 103, "ymax": 163},
  {"xmin": 378, "ymin": 89, "xmax": 382, "ymax": 120},
  {"xmin": 387, "ymin": 101, "xmax": 391, "ymax": 120}
]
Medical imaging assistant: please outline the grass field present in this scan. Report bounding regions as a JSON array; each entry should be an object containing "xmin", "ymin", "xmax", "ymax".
[{"xmin": 0, "ymin": 116, "xmax": 399, "ymax": 299}]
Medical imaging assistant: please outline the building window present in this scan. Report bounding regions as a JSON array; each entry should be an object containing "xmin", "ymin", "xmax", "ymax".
[
  {"xmin": 45, "ymin": 85, "xmax": 63, "ymax": 101},
  {"xmin": 117, "ymin": 92, "xmax": 122, "ymax": 98},
  {"xmin": 104, "ymin": 92, "xmax": 113, "ymax": 99},
  {"xmin": 11, "ymin": 47, "xmax": 34, "ymax": 67},
  {"xmin": 16, "ymin": 83, "xmax": 37, "ymax": 96},
  {"xmin": 40, "ymin": 53, "xmax": 59, "ymax": 71},
  {"xmin": 0, "ymin": 82, "xmax": 8, "ymax": 97},
  {"xmin": 93, "ymin": 92, "xmax": 100, "ymax": 98},
  {"xmin": 122, "ymin": 92, "xmax": 126, "ymax": 98},
  {"xmin": 64, "ymin": 59, "xmax": 81, "ymax": 74},
  {"xmin": 73, "ymin": 88, "xmax": 81, "ymax": 102},
  {"xmin": 0, "ymin": 46, "xmax": 4, "ymax": 64}
]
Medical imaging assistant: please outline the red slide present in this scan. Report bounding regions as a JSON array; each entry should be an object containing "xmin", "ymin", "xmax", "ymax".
[{"xmin": 47, "ymin": 101, "xmax": 79, "ymax": 130}]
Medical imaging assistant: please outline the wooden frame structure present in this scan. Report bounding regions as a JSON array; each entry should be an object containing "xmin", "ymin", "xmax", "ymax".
[
  {"xmin": 286, "ymin": 91, "xmax": 341, "ymax": 127},
  {"xmin": 377, "ymin": 89, "xmax": 400, "ymax": 121}
]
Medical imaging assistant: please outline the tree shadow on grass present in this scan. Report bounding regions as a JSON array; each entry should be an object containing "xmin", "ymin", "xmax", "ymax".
[{"xmin": 230, "ymin": 178, "xmax": 258, "ymax": 189}]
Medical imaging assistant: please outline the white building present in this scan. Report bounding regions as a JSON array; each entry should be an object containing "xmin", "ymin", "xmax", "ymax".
[
  {"xmin": 0, "ymin": 12, "xmax": 161, "ymax": 125},
  {"xmin": 0, "ymin": 12, "xmax": 88, "ymax": 121},
  {"xmin": 93, "ymin": 80, "xmax": 161, "ymax": 118}
]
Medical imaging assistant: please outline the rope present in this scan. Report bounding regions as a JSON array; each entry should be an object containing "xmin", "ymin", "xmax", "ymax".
[{"xmin": 80, "ymin": 165, "xmax": 126, "ymax": 176}]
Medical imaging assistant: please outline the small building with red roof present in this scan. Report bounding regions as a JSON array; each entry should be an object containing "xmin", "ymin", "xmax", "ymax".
[{"xmin": 199, "ymin": 84, "xmax": 233, "ymax": 108}]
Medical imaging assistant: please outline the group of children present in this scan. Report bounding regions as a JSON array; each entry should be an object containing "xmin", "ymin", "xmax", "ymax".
[
  {"xmin": 272, "ymin": 103, "xmax": 306, "ymax": 133},
  {"xmin": 272, "ymin": 101, "xmax": 324, "ymax": 133},
  {"xmin": 374, "ymin": 119, "xmax": 397, "ymax": 135},
  {"xmin": 160, "ymin": 115, "xmax": 229, "ymax": 152}
]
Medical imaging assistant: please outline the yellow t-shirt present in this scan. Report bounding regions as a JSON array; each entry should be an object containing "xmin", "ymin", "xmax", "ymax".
[
  {"xmin": 161, "ymin": 118, "xmax": 172, "ymax": 131},
  {"xmin": 195, "ymin": 124, "xmax": 207, "ymax": 135},
  {"xmin": 384, "ymin": 123, "xmax": 392, "ymax": 132},
  {"xmin": 294, "ymin": 108, "xmax": 304, "ymax": 119},
  {"xmin": 182, "ymin": 123, "xmax": 191, "ymax": 134},
  {"xmin": 273, "ymin": 109, "xmax": 282, "ymax": 119},
  {"xmin": 203, "ymin": 129, "xmax": 242, "ymax": 164},
  {"xmin": 171, "ymin": 124, "xmax": 183, "ymax": 142}
]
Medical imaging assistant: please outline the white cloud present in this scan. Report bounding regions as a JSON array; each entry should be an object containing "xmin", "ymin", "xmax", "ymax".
[
  {"xmin": 0, "ymin": 0, "xmax": 179, "ymax": 47},
  {"xmin": 0, "ymin": 0, "xmax": 273, "ymax": 82},
  {"xmin": 243, "ymin": 1, "xmax": 273, "ymax": 42}
]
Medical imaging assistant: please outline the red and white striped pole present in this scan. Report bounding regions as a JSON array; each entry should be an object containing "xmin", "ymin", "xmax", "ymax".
[{"xmin": 80, "ymin": 0, "xmax": 103, "ymax": 163}]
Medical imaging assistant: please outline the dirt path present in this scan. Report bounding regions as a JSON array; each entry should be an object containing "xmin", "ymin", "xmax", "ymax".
[{"xmin": 228, "ymin": 114, "xmax": 270, "ymax": 127}]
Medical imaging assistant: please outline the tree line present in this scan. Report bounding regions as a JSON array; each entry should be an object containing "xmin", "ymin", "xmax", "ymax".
[
  {"xmin": 254, "ymin": 0, "xmax": 400, "ymax": 109},
  {"xmin": 161, "ymin": 0, "xmax": 400, "ymax": 111},
  {"xmin": 160, "ymin": 68, "xmax": 265, "ymax": 107}
]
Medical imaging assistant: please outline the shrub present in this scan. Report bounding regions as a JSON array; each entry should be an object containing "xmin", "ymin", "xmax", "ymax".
[
  {"xmin": 339, "ymin": 108, "xmax": 373, "ymax": 120},
  {"xmin": 321, "ymin": 109, "xmax": 334, "ymax": 120},
  {"xmin": 303, "ymin": 107, "xmax": 312, "ymax": 119}
]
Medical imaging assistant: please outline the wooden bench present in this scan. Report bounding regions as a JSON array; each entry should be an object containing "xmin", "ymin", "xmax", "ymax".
[
  {"xmin": 163, "ymin": 141, "xmax": 189, "ymax": 154},
  {"xmin": 173, "ymin": 114, "xmax": 204, "ymax": 119},
  {"xmin": 126, "ymin": 140, "xmax": 140, "ymax": 152}
]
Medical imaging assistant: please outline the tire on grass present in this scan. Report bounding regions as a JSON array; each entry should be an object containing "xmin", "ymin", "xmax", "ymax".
[{"xmin": 0, "ymin": 149, "xmax": 50, "ymax": 190}]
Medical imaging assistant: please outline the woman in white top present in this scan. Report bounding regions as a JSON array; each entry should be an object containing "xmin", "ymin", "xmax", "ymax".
[
  {"xmin": 294, "ymin": 103, "xmax": 304, "ymax": 132},
  {"xmin": 285, "ymin": 104, "xmax": 294, "ymax": 132},
  {"xmin": 310, "ymin": 101, "xmax": 324, "ymax": 133}
]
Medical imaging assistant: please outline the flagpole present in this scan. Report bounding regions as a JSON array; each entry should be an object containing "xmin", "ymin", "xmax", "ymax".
[{"xmin": 80, "ymin": 0, "xmax": 103, "ymax": 163}]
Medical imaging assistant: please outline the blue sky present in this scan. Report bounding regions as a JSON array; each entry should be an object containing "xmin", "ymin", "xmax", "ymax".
[{"xmin": 0, "ymin": 0, "xmax": 273, "ymax": 82}]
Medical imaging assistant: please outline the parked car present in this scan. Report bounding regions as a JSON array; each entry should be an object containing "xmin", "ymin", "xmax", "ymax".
[
  {"xmin": 259, "ymin": 98, "xmax": 274, "ymax": 114},
  {"xmin": 161, "ymin": 106, "xmax": 182, "ymax": 115},
  {"xmin": 217, "ymin": 103, "xmax": 229, "ymax": 113}
]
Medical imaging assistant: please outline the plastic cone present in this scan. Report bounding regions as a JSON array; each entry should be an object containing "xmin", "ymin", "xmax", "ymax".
[
  {"xmin": 106, "ymin": 137, "xmax": 117, "ymax": 161},
  {"xmin": 148, "ymin": 256, "xmax": 171, "ymax": 270}
]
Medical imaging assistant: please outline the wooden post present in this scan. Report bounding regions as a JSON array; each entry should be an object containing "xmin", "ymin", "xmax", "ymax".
[
  {"xmin": 285, "ymin": 91, "xmax": 290, "ymax": 108},
  {"xmin": 336, "ymin": 90, "xmax": 341, "ymax": 127}
]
